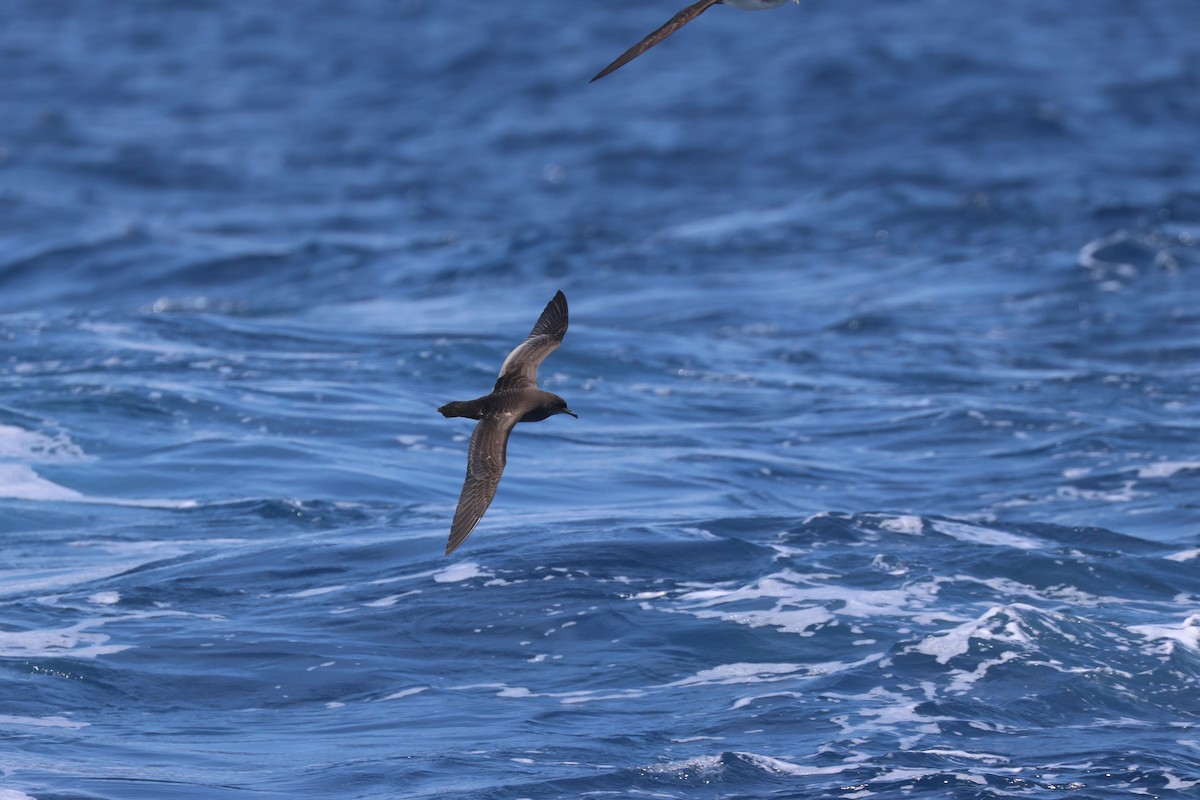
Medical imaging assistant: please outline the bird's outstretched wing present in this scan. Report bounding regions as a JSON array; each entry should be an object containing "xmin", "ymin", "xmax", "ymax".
[
  {"xmin": 445, "ymin": 411, "xmax": 520, "ymax": 555},
  {"xmin": 495, "ymin": 290, "xmax": 568, "ymax": 388},
  {"xmin": 591, "ymin": 0, "xmax": 722, "ymax": 82}
]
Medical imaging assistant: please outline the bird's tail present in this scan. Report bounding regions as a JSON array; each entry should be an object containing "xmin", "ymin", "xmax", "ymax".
[{"xmin": 438, "ymin": 400, "xmax": 483, "ymax": 419}]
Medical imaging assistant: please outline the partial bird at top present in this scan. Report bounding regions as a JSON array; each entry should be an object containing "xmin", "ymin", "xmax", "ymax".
[
  {"xmin": 437, "ymin": 291, "xmax": 577, "ymax": 556},
  {"xmin": 591, "ymin": 0, "xmax": 797, "ymax": 83}
]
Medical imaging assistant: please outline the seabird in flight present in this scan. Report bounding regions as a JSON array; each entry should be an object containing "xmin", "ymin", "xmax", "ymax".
[
  {"xmin": 592, "ymin": 0, "xmax": 795, "ymax": 82},
  {"xmin": 438, "ymin": 290, "xmax": 576, "ymax": 555}
]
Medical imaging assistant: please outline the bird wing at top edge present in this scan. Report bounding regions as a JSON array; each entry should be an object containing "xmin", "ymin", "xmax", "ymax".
[
  {"xmin": 590, "ymin": 0, "xmax": 722, "ymax": 82},
  {"xmin": 496, "ymin": 290, "xmax": 568, "ymax": 387},
  {"xmin": 445, "ymin": 411, "xmax": 520, "ymax": 555}
]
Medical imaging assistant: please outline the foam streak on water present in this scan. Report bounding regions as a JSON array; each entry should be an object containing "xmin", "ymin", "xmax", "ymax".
[{"xmin": 2, "ymin": 0, "xmax": 1199, "ymax": 797}]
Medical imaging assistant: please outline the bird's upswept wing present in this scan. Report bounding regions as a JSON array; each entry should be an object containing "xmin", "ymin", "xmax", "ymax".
[
  {"xmin": 445, "ymin": 411, "xmax": 520, "ymax": 555},
  {"xmin": 495, "ymin": 290, "xmax": 569, "ymax": 388},
  {"xmin": 591, "ymin": 0, "xmax": 722, "ymax": 82}
]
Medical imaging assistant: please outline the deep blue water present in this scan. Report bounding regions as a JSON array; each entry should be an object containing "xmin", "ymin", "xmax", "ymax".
[{"xmin": 2, "ymin": 0, "xmax": 1200, "ymax": 797}]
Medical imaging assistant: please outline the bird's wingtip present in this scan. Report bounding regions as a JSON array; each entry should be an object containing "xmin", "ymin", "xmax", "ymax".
[{"xmin": 589, "ymin": 66, "xmax": 616, "ymax": 83}]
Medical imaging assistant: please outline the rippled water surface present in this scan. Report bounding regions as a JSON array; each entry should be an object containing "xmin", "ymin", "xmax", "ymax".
[{"xmin": 2, "ymin": 0, "xmax": 1199, "ymax": 798}]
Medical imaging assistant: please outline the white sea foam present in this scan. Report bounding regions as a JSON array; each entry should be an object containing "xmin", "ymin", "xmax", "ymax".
[
  {"xmin": 0, "ymin": 607, "xmax": 218, "ymax": 660},
  {"xmin": 0, "ymin": 464, "xmax": 198, "ymax": 508},
  {"xmin": 0, "ymin": 424, "xmax": 197, "ymax": 508},
  {"xmin": 453, "ymin": 680, "xmax": 650, "ymax": 706},
  {"xmin": 824, "ymin": 687, "xmax": 948, "ymax": 744},
  {"xmin": 287, "ymin": 585, "xmax": 345, "ymax": 598},
  {"xmin": 0, "ymin": 621, "xmax": 130, "ymax": 659},
  {"xmin": 1163, "ymin": 773, "xmax": 1199, "ymax": 790},
  {"xmin": 0, "ymin": 464, "xmax": 85, "ymax": 501},
  {"xmin": 654, "ymin": 569, "xmax": 942, "ymax": 637},
  {"xmin": 0, "ymin": 423, "xmax": 85, "ymax": 462},
  {"xmin": 879, "ymin": 515, "xmax": 924, "ymax": 535},
  {"xmin": 0, "ymin": 789, "xmax": 39, "ymax": 800},
  {"xmin": 370, "ymin": 567, "xmax": 442, "ymax": 585},
  {"xmin": 379, "ymin": 687, "xmax": 427, "ymax": 701},
  {"xmin": 647, "ymin": 752, "xmax": 853, "ymax": 779},
  {"xmin": 0, "ymin": 541, "xmax": 191, "ymax": 599},
  {"xmin": 1165, "ymin": 548, "xmax": 1200, "ymax": 563},
  {"xmin": 0, "ymin": 714, "xmax": 89, "ymax": 730},
  {"xmin": 363, "ymin": 590, "xmax": 421, "ymax": 607},
  {"xmin": 1129, "ymin": 613, "xmax": 1200, "ymax": 654},
  {"xmin": 918, "ymin": 748, "xmax": 1009, "ymax": 764},
  {"xmin": 1137, "ymin": 460, "xmax": 1200, "ymax": 479},
  {"xmin": 433, "ymin": 562, "xmax": 492, "ymax": 583},
  {"xmin": 731, "ymin": 691, "xmax": 805, "ymax": 710},
  {"xmin": 665, "ymin": 662, "xmax": 802, "ymax": 687},
  {"xmin": 642, "ymin": 754, "xmax": 723, "ymax": 777},
  {"xmin": 737, "ymin": 752, "xmax": 852, "ymax": 777},
  {"xmin": 663, "ymin": 600, "xmax": 833, "ymax": 635},
  {"xmin": 1055, "ymin": 482, "xmax": 1138, "ymax": 503},
  {"xmin": 946, "ymin": 651, "xmax": 1022, "ymax": 694},
  {"xmin": 460, "ymin": 653, "xmax": 887, "ymax": 712},
  {"xmin": 931, "ymin": 520, "xmax": 1041, "ymax": 550},
  {"xmin": 913, "ymin": 605, "xmax": 1034, "ymax": 665},
  {"xmin": 729, "ymin": 655, "xmax": 886, "ymax": 709},
  {"xmin": 0, "ymin": 565, "xmax": 135, "ymax": 599},
  {"xmin": 557, "ymin": 689, "xmax": 649, "ymax": 705},
  {"xmin": 877, "ymin": 767, "xmax": 973, "ymax": 784},
  {"xmin": 963, "ymin": 574, "xmax": 1116, "ymax": 609}
]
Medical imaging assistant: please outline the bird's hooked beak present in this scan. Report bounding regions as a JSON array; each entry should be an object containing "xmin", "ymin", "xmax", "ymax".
[{"xmin": 563, "ymin": 408, "xmax": 578, "ymax": 418}]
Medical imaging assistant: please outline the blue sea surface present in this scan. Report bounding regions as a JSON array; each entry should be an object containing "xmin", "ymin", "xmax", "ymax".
[{"xmin": 2, "ymin": 0, "xmax": 1200, "ymax": 797}]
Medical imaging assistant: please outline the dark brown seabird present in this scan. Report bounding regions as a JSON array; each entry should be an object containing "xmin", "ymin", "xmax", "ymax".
[
  {"xmin": 438, "ymin": 290, "xmax": 576, "ymax": 555},
  {"xmin": 591, "ymin": 0, "xmax": 795, "ymax": 83}
]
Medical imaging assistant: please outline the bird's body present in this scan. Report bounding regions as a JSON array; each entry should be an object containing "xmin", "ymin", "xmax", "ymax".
[
  {"xmin": 591, "ymin": 0, "xmax": 796, "ymax": 82},
  {"xmin": 438, "ymin": 291, "xmax": 575, "ymax": 555}
]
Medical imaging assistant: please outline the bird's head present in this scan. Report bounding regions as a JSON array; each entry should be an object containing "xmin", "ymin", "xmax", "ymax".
[{"xmin": 550, "ymin": 395, "xmax": 578, "ymax": 418}]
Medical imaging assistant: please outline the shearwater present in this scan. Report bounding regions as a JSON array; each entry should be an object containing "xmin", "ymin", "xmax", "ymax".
[
  {"xmin": 591, "ymin": 0, "xmax": 796, "ymax": 82},
  {"xmin": 437, "ymin": 291, "xmax": 577, "ymax": 555}
]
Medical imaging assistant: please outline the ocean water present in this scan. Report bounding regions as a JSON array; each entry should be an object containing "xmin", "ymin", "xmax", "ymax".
[{"xmin": 2, "ymin": 0, "xmax": 1199, "ymax": 797}]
